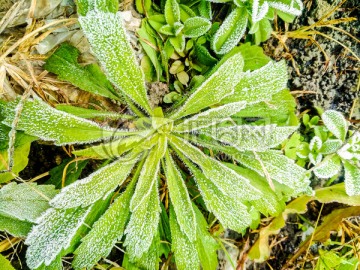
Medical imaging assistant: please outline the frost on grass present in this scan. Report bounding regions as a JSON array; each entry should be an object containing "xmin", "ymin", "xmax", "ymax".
[
  {"xmin": 124, "ymin": 182, "xmax": 161, "ymax": 261},
  {"xmin": 50, "ymin": 156, "xmax": 137, "ymax": 209},
  {"xmin": 173, "ymin": 101, "xmax": 246, "ymax": 132},
  {"xmin": 165, "ymin": 152, "xmax": 197, "ymax": 241},
  {"xmin": 170, "ymin": 51, "xmax": 244, "ymax": 120},
  {"xmin": 73, "ymin": 181, "xmax": 135, "ymax": 270},
  {"xmin": 25, "ymin": 207, "xmax": 91, "ymax": 269},
  {"xmin": 221, "ymin": 60, "xmax": 288, "ymax": 104},
  {"xmin": 1, "ymin": 98, "xmax": 120, "ymax": 145},
  {"xmin": 322, "ymin": 110, "xmax": 348, "ymax": 141},
  {"xmin": 79, "ymin": 11, "xmax": 152, "ymax": 114},
  {"xmin": 212, "ymin": 7, "xmax": 248, "ymax": 54},
  {"xmin": 234, "ymin": 150, "xmax": 311, "ymax": 195},
  {"xmin": 169, "ymin": 207, "xmax": 200, "ymax": 270},
  {"xmin": 169, "ymin": 135, "xmax": 262, "ymax": 201},
  {"xmin": 199, "ymin": 124, "xmax": 298, "ymax": 151},
  {"xmin": 0, "ymin": 183, "xmax": 57, "ymax": 223},
  {"xmin": 344, "ymin": 160, "xmax": 360, "ymax": 196}
]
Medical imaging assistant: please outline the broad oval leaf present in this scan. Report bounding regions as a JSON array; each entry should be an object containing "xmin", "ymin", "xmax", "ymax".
[
  {"xmin": 211, "ymin": 7, "xmax": 248, "ymax": 54},
  {"xmin": 183, "ymin": 17, "xmax": 211, "ymax": 38},
  {"xmin": 79, "ymin": 11, "xmax": 152, "ymax": 114},
  {"xmin": 313, "ymin": 155, "xmax": 342, "ymax": 179},
  {"xmin": 322, "ymin": 110, "xmax": 348, "ymax": 141},
  {"xmin": 344, "ymin": 160, "xmax": 360, "ymax": 196}
]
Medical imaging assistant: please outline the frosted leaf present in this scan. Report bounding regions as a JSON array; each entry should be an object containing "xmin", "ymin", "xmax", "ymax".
[
  {"xmin": 165, "ymin": 0, "xmax": 180, "ymax": 25},
  {"xmin": 169, "ymin": 135, "xmax": 262, "ymax": 201},
  {"xmin": 132, "ymin": 232, "xmax": 160, "ymax": 269},
  {"xmin": 320, "ymin": 139, "xmax": 342, "ymax": 155},
  {"xmin": 124, "ymin": 182, "xmax": 161, "ymax": 260},
  {"xmin": 0, "ymin": 183, "xmax": 57, "ymax": 223},
  {"xmin": 344, "ymin": 160, "xmax": 360, "ymax": 196},
  {"xmin": 313, "ymin": 155, "xmax": 341, "ymax": 179},
  {"xmin": 164, "ymin": 152, "xmax": 196, "ymax": 241},
  {"xmin": 200, "ymin": 124, "xmax": 298, "ymax": 151},
  {"xmin": 1, "ymin": 98, "xmax": 125, "ymax": 146},
  {"xmin": 130, "ymin": 136, "xmax": 166, "ymax": 211},
  {"xmin": 50, "ymin": 156, "xmax": 138, "ymax": 209},
  {"xmin": 173, "ymin": 101, "xmax": 246, "ymax": 133},
  {"xmin": 183, "ymin": 17, "xmax": 211, "ymax": 38},
  {"xmin": 309, "ymin": 152, "xmax": 323, "ymax": 165},
  {"xmin": 252, "ymin": 0, "xmax": 269, "ymax": 23},
  {"xmin": 268, "ymin": 0, "xmax": 303, "ymax": 17},
  {"xmin": 73, "ymin": 180, "xmax": 135, "ymax": 270},
  {"xmin": 221, "ymin": 60, "xmax": 288, "ymax": 104},
  {"xmin": 322, "ymin": 110, "xmax": 348, "ymax": 141},
  {"xmin": 211, "ymin": 7, "xmax": 248, "ymax": 54},
  {"xmin": 79, "ymin": 11, "xmax": 152, "ymax": 114},
  {"xmin": 169, "ymin": 207, "xmax": 200, "ymax": 270},
  {"xmin": 170, "ymin": 51, "xmax": 244, "ymax": 120},
  {"xmin": 235, "ymin": 150, "xmax": 310, "ymax": 194},
  {"xmin": 0, "ymin": 215, "xmax": 33, "ymax": 237},
  {"xmin": 25, "ymin": 207, "xmax": 91, "ymax": 269},
  {"xmin": 309, "ymin": 136, "xmax": 322, "ymax": 151},
  {"xmin": 189, "ymin": 163, "xmax": 254, "ymax": 231}
]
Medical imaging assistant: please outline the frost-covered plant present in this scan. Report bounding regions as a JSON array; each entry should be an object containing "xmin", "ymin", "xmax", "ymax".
[
  {"xmin": 210, "ymin": 0, "xmax": 303, "ymax": 54},
  {"xmin": 0, "ymin": 0, "xmax": 312, "ymax": 269}
]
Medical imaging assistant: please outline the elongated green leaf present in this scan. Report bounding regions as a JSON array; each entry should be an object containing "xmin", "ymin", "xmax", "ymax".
[
  {"xmin": 0, "ymin": 98, "xmax": 128, "ymax": 145},
  {"xmin": 169, "ymin": 206, "xmax": 200, "ymax": 270},
  {"xmin": 198, "ymin": 0, "xmax": 212, "ymax": 19},
  {"xmin": 79, "ymin": 11, "xmax": 152, "ymax": 114},
  {"xmin": 25, "ymin": 207, "xmax": 91, "ymax": 269},
  {"xmin": 0, "ymin": 215, "xmax": 33, "ymax": 237},
  {"xmin": 165, "ymin": 0, "xmax": 181, "ymax": 25},
  {"xmin": 0, "ymin": 183, "xmax": 57, "ymax": 222},
  {"xmin": 130, "ymin": 232, "xmax": 160, "ymax": 269},
  {"xmin": 267, "ymin": 0, "xmax": 303, "ymax": 17},
  {"xmin": 170, "ymin": 34, "xmax": 186, "ymax": 53},
  {"xmin": 44, "ymin": 43, "xmax": 120, "ymax": 101},
  {"xmin": 73, "ymin": 179, "xmax": 136, "ymax": 269},
  {"xmin": 313, "ymin": 155, "xmax": 342, "ymax": 179},
  {"xmin": 344, "ymin": 160, "xmax": 360, "ymax": 196},
  {"xmin": 56, "ymin": 105, "xmax": 133, "ymax": 120},
  {"xmin": 169, "ymin": 135, "xmax": 262, "ymax": 201},
  {"xmin": 164, "ymin": 151, "xmax": 196, "ymax": 241},
  {"xmin": 77, "ymin": 0, "xmax": 119, "ymax": 15},
  {"xmin": 124, "ymin": 182, "xmax": 161, "ymax": 260},
  {"xmin": 200, "ymin": 124, "xmax": 298, "ymax": 151},
  {"xmin": 221, "ymin": 60, "xmax": 288, "ymax": 104},
  {"xmin": 233, "ymin": 150, "xmax": 310, "ymax": 195},
  {"xmin": 50, "ymin": 156, "xmax": 138, "ymax": 209},
  {"xmin": 0, "ymin": 254, "xmax": 15, "ymax": 270},
  {"xmin": 174, "ymin": 101, "xmax": 246, "ymax": 132},
  {"xmin": 212, "ymin": 7, "xmax": 247, "ymax": 54},
  {"xmin": 322, "ymin": 110, "xmax": 348, "ymax": 141},
  {"xmin": 183, "ymin": 17, "xmax": 211, "ymax": 38},
  {"xmin": 170, "ymin": 51, "xmax": 244, "ymax": 119},
  {"xmin": 130, "ymin": 136, "xmax": 166, "ymax": 210}
]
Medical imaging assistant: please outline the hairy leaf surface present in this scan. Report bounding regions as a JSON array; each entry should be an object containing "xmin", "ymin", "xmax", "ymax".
[{"xmin": 322, "ymin": 110, "xmax": 348, "ymax": 141}]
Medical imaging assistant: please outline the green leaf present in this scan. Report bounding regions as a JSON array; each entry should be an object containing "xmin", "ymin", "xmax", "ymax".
[
  {"xmin": 174, "ymin": 101, "xmax": 246, "ymax": 132},
  {"xmin": 165, "ymin": 0, "xmax": 181, "ymax": 26},
  {"xmin": 200, "ymin": 124, "xmax": 298, "ymax": 151},
  {"xmin": 135, "ymin": 0, "xmax": 151, "ymax": 14},
  {"xmin": 254, "ymin": 18, "xmax": 272, "ymax": 45},
  {"xmin": 79, "ymin": 11, "xmax": 152, "ymax": 114},
  {"xmin": 56, "ymin": 105, "xmax": 133, "ymax": 120},
  {"xmin": 198, "ymin": 0, "xmax": 212, "ymax": 20},
  {"xmin": 0, "ymin": 215, "xmax": 33, "ymax": 237},
  {"xmin": 183, "ymin": 17, "xmax": 211, "ymax": 38},
  {"xmin": 238, "ymin": 43, "xmax": 271, "ymax": 71},
  {"xmin": 73, "ymin": 179, "xmax": 136, "ymax": 270},
  {"xmin": 194, "ymin": 43, "xmax": 218, "ymax": 66},
  {"xmin": 211, "ymin": 7, "xmax": 248, "ymax": 54},
  {"xmin": 0, "ymin": 183, "xmax": 57, "ymax": 222},
  {"xmin": 319, "ymin": 139, "xmax": 342, "ymax": 154},
  {"xmin": 179, "ymin": 4, "xmax": 197, "ymax": 22},
  {"xmin": 1, "ymin": 98, "xmax": 129, "ymax": 145},
  {"xmin": 221, "ymin": 60, "xmax": 288, "ymax": 104},
  {"xmin": 313, "ymin": 155, "xmax": 342, "ymax": 179},
  {"xmin": 344, "ymin": 160, "xmax": 360, "ymax": 196},
  {"xmin": 44, "ymin": 43, "xmax": 120, "ymax": 101},
  {"xmin": 124, "ymin": 181, "xmax": 161, "ymax": 261},
  {"xmin": 164, "ymin": 151, "xmax": 196, "ymax": 241},
  {"xmin": 0, "ymin": 254, "xmax": 15, "ymax": 270},
  {"xmin": 148, "ymin": 14, "xmax": 167, "ymax": 32},
  {"xmin": 169, "ymin": 206, "xmax": 200, "ymax": 270},
  {"xmin": 76, "ymin": 0, "xmax": 119, "ymax": 15},
  {"xmin": 170, "ymin": 50, "xmax": 244, "ymax": 119},
  {"xmin": 25, "ymin": 207, "xmax": 92, "ymax": 269},
  {"xmin": 50, "ymin": 156, "xmax": 138, "ymax": 209},
  {"xmin": 169, "ymin": 34, "xmax": 186, "ymax": 53},
  {"xmin": 322, "ymin": 110, "xmax": 348, "ymax": 141}
]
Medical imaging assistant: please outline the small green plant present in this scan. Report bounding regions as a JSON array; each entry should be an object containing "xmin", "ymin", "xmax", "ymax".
[
  {"xmin": 0, "ymin": 0, "xmax": 321, "ymax": 269},
  {"xmin": 209, "ymin": 0, "xmax": 304, "ymax": 54}
]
